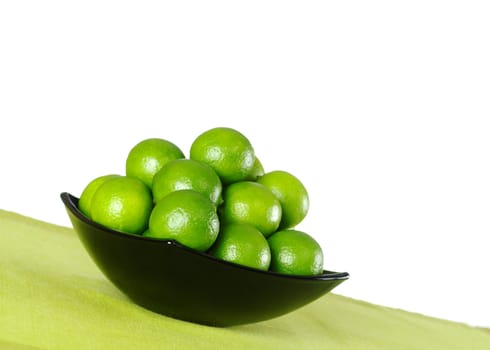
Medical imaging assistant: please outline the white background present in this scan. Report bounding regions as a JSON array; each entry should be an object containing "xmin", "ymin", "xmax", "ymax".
[{"xmin": 1, "ymin": 1, "xmax": 489, "ymax": 327}]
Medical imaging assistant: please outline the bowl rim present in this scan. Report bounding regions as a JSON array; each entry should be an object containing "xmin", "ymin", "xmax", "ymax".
[{"xmin": 61, "ymin": 192, "xmax": 349, "ymax": 282}]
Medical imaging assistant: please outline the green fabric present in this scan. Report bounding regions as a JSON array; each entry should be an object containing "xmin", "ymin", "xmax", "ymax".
[{"xmin": 1, "ymin": 209, "xmax": 489, "ymax": 350}]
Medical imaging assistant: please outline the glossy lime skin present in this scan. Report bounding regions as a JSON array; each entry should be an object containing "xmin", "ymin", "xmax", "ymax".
[
  {"xmin": 220, "ymin": 181, "xmax": 282, "ymax": 237},
  {"xmin": 79, "ymin": 174, "xmax": 120, "ymax": 219},
  {"xmin": 147, "ymin": 190, "xmax": 220, "ymax": 252},
  {"xmin": 209, "ymin": 223, "xmax": 271, "ymax": 271},
  {"xmin": 90, "ymin": 176, "xmax": 153, "ymax": 235},
  {"xmin": 152, "ymin": 159, "xmax": 222, "ymax": 206},
  {"xmin": 126, "ymin": 138, "xmax": 185, "ymax": 188},
  {"xmin": 190, "ymin": 127, "xmax": 255, "ymax": 184},
  {"xmin": 268, "ymin": 229, "xmax": 323, "ymax": 276},
  {"xmin": 245, "ymin": 156, "xmax": 265, "ymax": 181},
  {"xmin": 257, "ymin": 170, "xmax": 309, "ymax": 229}
]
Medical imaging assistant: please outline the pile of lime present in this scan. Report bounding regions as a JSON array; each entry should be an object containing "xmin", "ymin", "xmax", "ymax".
[{"xmin": 79, "ymin": 127, "xmax": 323, "ymax": 276}]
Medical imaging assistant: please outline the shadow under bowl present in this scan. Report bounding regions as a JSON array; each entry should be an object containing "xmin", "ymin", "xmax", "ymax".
[{"xmin": 61, "ymin": 192, "xmax": 349, "ymax": 327}]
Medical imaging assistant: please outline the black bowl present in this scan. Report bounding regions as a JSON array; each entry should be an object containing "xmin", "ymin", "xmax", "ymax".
[{"xmin": 61, "ymin": 192, "xmax": 349, "ymax": 327}]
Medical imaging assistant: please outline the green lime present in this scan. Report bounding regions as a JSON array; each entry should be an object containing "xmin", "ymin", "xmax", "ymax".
[
  {"xmin": 245, "ymin": 156, "xmax": 265, "ymax": 181},
  {"xmin": 209, "ymin": 223, "xmax": 271, "ymax": 271},
  {"xmin": 257, "ymin": 170, "xmax": 309, "ymax": 229},
  {"xmin": 152, "ymin": 159, "xmax": 222, "ymax": 205},
  {"xmin": 126, "ymin": 138, "xmax": 185, "ymax": 188},
  {"xmin": 220, "ymin": 181, "xmax": 281, "ymax": 237},
  {"xmin": 189, "ymin": 127, "xmax": 255, "ymax": 184},
  {"xmin": 267, "ymin": 229, "xmax": 323, "ymax": 276},
  {"xmin": 78, "ymin": 174, "xmax": 120, "ymax": 218},
  {"xmin": 90, "ymin": 176, "xmax": 153, "ymax": 235},
  {"xmin": 147, "ymin": 190, "xmax": 219, "ymax": 252}
]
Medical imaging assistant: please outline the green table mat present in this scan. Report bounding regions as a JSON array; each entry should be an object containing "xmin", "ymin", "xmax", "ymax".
[{"xmin": 1, "ymin": 209, "xmax": 489, "ymax": 350}]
